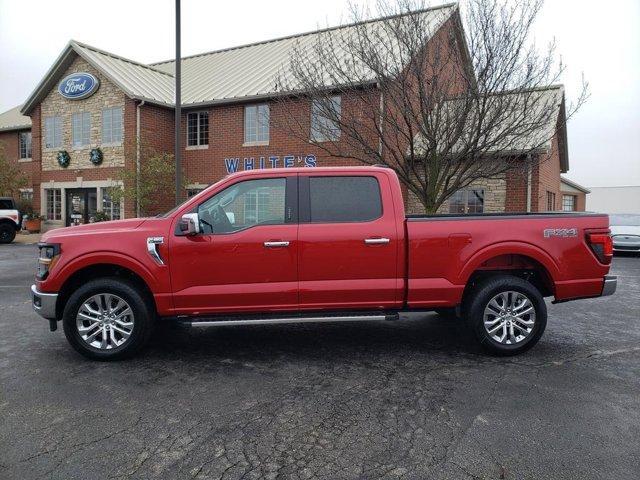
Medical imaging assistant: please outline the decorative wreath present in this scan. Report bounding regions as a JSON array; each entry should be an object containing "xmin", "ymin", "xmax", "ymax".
[
  {"xmin": 57, "ymin": 150, "xmax": 70, "ymax": 168},
  {"xmin": 90, "ymin": 147, "xmax": 103, "ymax": 166}
]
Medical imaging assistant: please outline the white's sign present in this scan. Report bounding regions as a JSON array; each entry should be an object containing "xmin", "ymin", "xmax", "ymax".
[{"xmin": 224, "ymin": 154, "xmax": 317, "ymax": 174}]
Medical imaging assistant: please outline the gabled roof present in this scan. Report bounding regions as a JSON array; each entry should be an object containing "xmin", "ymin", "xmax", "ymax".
[
  {"xmin": 561, "ymin": 176, "xmax": 590, "ymax": 194},
  {"xmin": 21, "ymin": 3, "xmax": 457, "ymax": 113},
  {"xmin": 413, "ymin": 85, "xmax": 569, "ymax": 171},
  {"xmin": 0, "ymin": 105, "xmax": 31, "ymax": 132},
  {"xmin": 21, "ymin": 41, "xmax": 175, "ymax": 114}
]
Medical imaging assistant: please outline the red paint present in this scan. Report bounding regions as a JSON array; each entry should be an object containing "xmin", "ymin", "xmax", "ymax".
[{"xmin": 37, "ymin": 167, "xmax": 613, "ymax": 317}]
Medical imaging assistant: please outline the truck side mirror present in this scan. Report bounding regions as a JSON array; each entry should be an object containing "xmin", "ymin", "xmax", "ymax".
[{"xmin": 179, "ymin": 213, "xmax": 200, "ymax": 235}]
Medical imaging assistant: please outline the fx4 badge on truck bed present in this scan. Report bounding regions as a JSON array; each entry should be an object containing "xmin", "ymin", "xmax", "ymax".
[{"xmin": 543, "ymin": 228, "xmax": 578, "ymax": 238}]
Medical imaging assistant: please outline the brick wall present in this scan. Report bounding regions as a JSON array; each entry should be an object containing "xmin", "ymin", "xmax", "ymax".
[
  {"xmin": 0, "ymin": 128, "xmax": 37, "ymax": 199},
  {"xmin": 532, "ymin": 131, "xmax": 562, "ymax": 211}
]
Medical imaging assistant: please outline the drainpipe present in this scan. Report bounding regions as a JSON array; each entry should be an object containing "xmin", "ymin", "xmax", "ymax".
[
  {"xmin": 526, "ymin": 154, "xmax": 532, "ymax": 213},
  {"xmin": 378, "ymin": 87, "xmax": 384, "ymax": 158},
  {"xmin": 136, "ymin": 100, "xmax": 145, "ymax": 217}
]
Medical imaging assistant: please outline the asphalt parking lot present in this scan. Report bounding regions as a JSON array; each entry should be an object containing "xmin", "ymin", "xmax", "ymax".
[{"xmin": 0, "ymin": 244, "xmax": 638, "ymax": 480}]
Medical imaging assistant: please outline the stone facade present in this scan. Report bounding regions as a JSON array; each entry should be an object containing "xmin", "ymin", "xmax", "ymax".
[
  {"xmin": 405, "ymin": 175, "xmax": 507, "ymax": 215},
  {"xmin": 40, "ymin": 56, "xmax": 125, "ymax": 172}
]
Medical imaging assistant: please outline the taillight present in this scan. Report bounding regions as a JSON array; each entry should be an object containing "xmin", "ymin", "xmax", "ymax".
[{"xmin": 587, "ymin": 233, "xmax": 613, "ymax": 265}]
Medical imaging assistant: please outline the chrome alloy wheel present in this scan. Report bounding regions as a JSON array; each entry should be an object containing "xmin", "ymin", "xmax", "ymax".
[
  {"xmin": 483, "ymin": 291, "xmax": 536, "ymax": 345},
  {"xmin": 76, "ymin": 293, "xmax": 134, "ymax": 349}
]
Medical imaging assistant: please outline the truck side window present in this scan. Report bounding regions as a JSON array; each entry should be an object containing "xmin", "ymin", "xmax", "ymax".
[
  {"xmin": 198, "ymin": 178, "xmax": 286, "ymax": 234},
  {"xmin": 309, "ymin": 176, "xmax": 382, "ymax": 223}
]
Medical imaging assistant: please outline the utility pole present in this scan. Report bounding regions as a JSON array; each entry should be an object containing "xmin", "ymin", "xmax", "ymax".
[{"xmin": 174, "ymin": 0, "xmax": 182, "ymax": 206}]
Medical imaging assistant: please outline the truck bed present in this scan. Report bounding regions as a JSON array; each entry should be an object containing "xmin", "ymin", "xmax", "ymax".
[{"xmin": 404, "ymin": 211, "xmax": 610, "ymax": 307}]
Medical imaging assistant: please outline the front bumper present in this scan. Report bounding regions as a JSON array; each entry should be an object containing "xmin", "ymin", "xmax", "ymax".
[
  {"xmin": 601, "ymin": 275, "xmax": 617, "ymax": 297},
  {"xmin": 31, "ymin": 284, "xmax": 58, "ymax": 320}
]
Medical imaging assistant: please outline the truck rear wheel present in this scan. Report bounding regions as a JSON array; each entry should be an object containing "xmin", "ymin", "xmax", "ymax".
[
  {"xmin": 0, "ymin": 222, "xmax": 16, "ymax": 244},
  {"xmin": 62, "ymin": 278, "xmax": 154, "ymax": 360},
  {"xmin": 466, "ymin": 275, "xmax": 547, "ymax": 355}
]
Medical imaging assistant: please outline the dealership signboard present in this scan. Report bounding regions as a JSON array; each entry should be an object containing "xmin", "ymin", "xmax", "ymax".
[{"xmin": 224, "ymin": 154, "xmax": 317, "ymax": 174}]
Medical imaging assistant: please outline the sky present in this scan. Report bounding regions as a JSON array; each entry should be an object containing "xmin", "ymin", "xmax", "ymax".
[{"xmin": 1, "ymin": 0, "xmax": 638, "ymax": 187}]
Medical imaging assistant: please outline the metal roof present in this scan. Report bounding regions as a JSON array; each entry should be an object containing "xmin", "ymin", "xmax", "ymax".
[
  {"xmin": 21, "ymin": 3, "xmax": 457, "ymax": 113},
  {"xmin": 414, "ymin": 85, "xmax": 568, "ymax": 171},
  {"xmin": 0, "ymin": 105, "xmax": 31, "ymax": 132}
]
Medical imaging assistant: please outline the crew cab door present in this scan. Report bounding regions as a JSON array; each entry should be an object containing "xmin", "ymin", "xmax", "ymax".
[
  {"xmin": 298, "ymin": 172, "xmax": 400, "ymax": 310},
  {"xmin": 169, "ymin": 175, "xmax": 298, "ymax": 315}
]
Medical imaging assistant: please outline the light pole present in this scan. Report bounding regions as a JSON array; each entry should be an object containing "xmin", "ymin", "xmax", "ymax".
[{"xmin": 174, "ymin": 0, "xmax": 182, "ymax": 206}]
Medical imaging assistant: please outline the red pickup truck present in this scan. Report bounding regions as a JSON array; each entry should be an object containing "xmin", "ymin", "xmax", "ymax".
[{"xmin": 31, "ymin": 167, "xmax": 616, "ymax": 360}]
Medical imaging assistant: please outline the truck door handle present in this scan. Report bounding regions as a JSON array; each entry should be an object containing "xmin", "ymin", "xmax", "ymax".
[
  {"xmin": 264, "ymin": 241, "xmax": 290, "ymax": 248},
  {"xmin": 364, "ymin": 238, "xmax": 390, "ymax": 245}
]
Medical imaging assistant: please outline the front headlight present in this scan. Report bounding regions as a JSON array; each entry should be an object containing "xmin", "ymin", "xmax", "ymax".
[{"xmin": 37, "ymin": 243, "xmax": 60, "ymax": 280}]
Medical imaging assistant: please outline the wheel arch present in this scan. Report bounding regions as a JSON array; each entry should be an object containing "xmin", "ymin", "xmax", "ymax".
[
  {"xmin": 458, "ymin": 242, "xmax": 560, "ymax": 306},
  {"xmin": 55, "ymin": 261, "xmax": 157, "ymax": 320}
]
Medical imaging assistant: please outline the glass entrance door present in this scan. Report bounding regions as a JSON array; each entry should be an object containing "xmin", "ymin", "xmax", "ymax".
[{"xmin": 66, "ymin": 188, "xmax": 98, "ymax": 226}]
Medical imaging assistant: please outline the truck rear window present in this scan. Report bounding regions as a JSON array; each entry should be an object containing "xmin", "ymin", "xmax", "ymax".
[{"xmin": 309, "ymin": 176, "xmax": 382, "ymax": 222}]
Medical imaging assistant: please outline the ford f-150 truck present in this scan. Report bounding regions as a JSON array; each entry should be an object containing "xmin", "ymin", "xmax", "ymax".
[{"xmin": 31, "ymin": 167, "xmax": 616, "ymax": 360}]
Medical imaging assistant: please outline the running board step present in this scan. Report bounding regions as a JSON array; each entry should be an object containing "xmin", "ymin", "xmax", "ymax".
[{"xmin": 181, "ymin": 313, "xmax": 400, "ymax": 328}]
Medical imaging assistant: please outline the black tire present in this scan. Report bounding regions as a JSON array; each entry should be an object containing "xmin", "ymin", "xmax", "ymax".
[
  {"xmin": 465, "ymin": 275, "xmax": 547, "ymax": 356},
  {"xmin": 0, "ymin": 222, "xmax": 16, "ymax": 244},
  {"xmin": 62, "ymin": 278, "xmax": 155, "ymax": 360}
]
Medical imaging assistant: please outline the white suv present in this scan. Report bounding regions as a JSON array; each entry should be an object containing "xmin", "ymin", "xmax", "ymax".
[{"xmin": 0, "ymin": 197, "xmax": 21, "ymax": 244}]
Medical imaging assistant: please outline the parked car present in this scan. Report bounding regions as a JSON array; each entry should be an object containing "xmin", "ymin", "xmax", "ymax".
[
  {"xmin": 31, "ymin": 167, "xmax": 616, "ymax": 360},
  {"xmin": 0, "ymin": 197, "xmax": 21, "ymax": 244},
  {"xmin": 609, "ymin": 214, "xmax": 640, "ymax": 253}
]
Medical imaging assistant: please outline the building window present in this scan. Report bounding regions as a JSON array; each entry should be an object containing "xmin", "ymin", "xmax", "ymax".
[
  {"xmin": 187, "ymin": 112, "xmax": 209, "ymax": 147},
  {"xmin": 20, "ymin": 189, "xmax": 33, "ymax": 201},
  {"xmin": 72, "ymin": 112, "xmax": 91, "ymax": 147},
  {"xmin": 311, "ymin": 96, "xmax": 341, "ymax": 142},
  {"xmin": 101, "ymin": 188, "xmax": 121, "ymax": 220},
  {"xmin": 19, "ymin": 131, "xmax": 32, "ymax": 159},
  {"xmin": 244, "ymin": 104, "xmax": 269, "ymax": 144},
  {"xmin": 244, "ymin": 188, "xmax": 274, "ymax": 224},
  {"xmin": 102, "ymin": 107, "xmax": 123, "ymax": 144},
  {"xmin": 44, "ymin": 116, "xmax": 62, "ymax": 149},
  {"xmin": 449, "ymin": 189, "xmax": 485, "ymax": 214},
  {"xmin": 562, "ymin": 194, "xmax": 576, "ymax": 212},
  {"xmin": 546, "ymin": 191, "xmax": 556, "ymax": 211},
  {"xmin": 45, "ymin": 189, "xmax": 62, "ymax": 220}
]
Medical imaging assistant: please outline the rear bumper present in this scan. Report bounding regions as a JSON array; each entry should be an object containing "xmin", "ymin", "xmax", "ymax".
[
  {"xmin": 31, "ymin": 284, "xmax": 58, "ymax": 320},
  {"xmin": 601, "ymin": 275, "xmax": 617, "ymax": 297}
]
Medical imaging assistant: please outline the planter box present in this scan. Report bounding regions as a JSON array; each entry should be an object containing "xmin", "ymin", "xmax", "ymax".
[{"xmin": 25, "ymin": 219, "xmax": 42, "ymax": 233}]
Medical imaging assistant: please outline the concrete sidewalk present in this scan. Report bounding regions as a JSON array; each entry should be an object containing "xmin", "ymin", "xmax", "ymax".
[{"xmin": 12, "ymin": 232, "xmax": 42, "ymax": 245}]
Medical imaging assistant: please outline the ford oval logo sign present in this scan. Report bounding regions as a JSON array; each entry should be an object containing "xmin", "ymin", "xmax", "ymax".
[{"xmin": 58, "ymin": 73, "xmax": 99, "ymax": 100}]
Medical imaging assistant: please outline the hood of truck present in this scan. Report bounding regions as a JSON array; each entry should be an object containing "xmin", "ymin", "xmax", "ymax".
[{"xmin": 41, "ymin": 218, "xmax": 148, "ymax": 242}]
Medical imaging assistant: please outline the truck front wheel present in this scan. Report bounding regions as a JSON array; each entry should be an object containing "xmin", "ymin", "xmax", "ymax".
[
  {"xmin": 62, "ymin": 278, "xmax": 154, "ymax": 360},
  {"xmin": 466, "ymin": 275, "xmax": 547, "ymax": 355}
]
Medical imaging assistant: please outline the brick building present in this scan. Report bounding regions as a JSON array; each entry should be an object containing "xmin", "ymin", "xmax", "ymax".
[{"xmin": 0, "ymin": 3, "xmax": 583, "ymax": 232}]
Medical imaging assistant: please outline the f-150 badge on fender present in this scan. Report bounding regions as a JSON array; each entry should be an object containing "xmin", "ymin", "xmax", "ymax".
[{"xmin": 544, "ymin": 228, "xmax": 577, "ymax": 238}]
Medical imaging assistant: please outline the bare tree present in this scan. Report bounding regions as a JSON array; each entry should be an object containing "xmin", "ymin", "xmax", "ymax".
[{"xmin": 273, "ymin": 0, "xmax": 587, "ymax": 213}]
